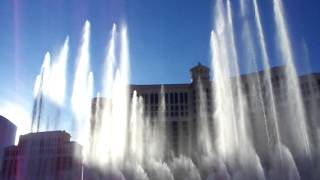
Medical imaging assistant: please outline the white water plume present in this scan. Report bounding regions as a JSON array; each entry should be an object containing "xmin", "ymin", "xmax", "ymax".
[
  {"xmin": 197, "ymin": 80, "xmax": 212, "ymax": 155},
  {"xmin": 211, "ymin": 30, "xmax": 238, "ymax": 160},
  {"xmin": 129, "ymin": 91, "xmax": 145, "ymax": 163},
  {"xmin": 145, "ymin": 161, "xmax": 174, "ymax": 180},
  {"xmin": 40, "ymin": 52, "xmax": 51, "ymax": 98},
  {"xmin": 170, "ymin": 156, "xmax": 201, "ymax": 180},
  {"xmin": 272, "ymin": 0, "xmax": 311, "ymax": 159},
  {"xmin": 31, "ymin": 52, "xmax": 51, "ymax": 132},
  {"xmin": 156, "ymin": 85, "xmax": 167, "ymax": 160},
  {"xmin": 71, "ymin": 20, "xmax": 92, "ymax": 160},
  {"xmin": 109, "ymin": 25, "xmax": 130, "ymax": 164},
  {"xmin": 103, "ymin": 24, "xmax": 117, "ymax": 98},
  {"xmin": 212, "ymin": 0, "xmax": 252, "ymax": 163},
  {"xmin": 49, "ymin": 37, "xmax": 69, "ymax": 106},
  {"xmin": 253, "ymin": 0, "xmax": 280, "ymax": 146},
  {"xmin": 33, "ymin": 52, "xmax": 51, "ymax": 99},
  {"xmin": 88, "ymin": 24, "xmax": 131, "ymax": 166},
  {"xmin": 146, "ymin": 86, "xmax": 167, "ymax": 160}
]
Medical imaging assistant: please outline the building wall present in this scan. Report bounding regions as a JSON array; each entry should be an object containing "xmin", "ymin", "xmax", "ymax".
[
  {"xmin": 0, "ymin": 116, "xmax": 16, "ymax": 177},
  {"xmin": 0, "ymin": 131, "xmax": 82, "ymax": 180},
  {"xmin": 0, "ymin": 116, "xmax": 16, "ymax": 150},
  {"xmin": 129, "ymin": 64, "xmax": 213, "ymax": 156},
  {"xmin": 91, "ymin": 64, "xmax": 320, "ymax": 159}
]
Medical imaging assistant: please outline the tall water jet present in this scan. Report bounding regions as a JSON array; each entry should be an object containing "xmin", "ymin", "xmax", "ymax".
[
  {"xmin": 90, "ymin": 24, "xmax": 131, "ymax": 166},
  {"xmin": 211, "ymin": 29, "xmax": 238, "ymax": 161},
  {"xmin": 109, "ymin": 24, "xmax": 130, "ymax": 164},
  {"xmin": 211, "ymin": 0, "xmax": 252, "ymax": 164},
  {"xmin": 226, "ymin": 0, "xmax": 252, "ymax": 154},
  {"xmin": 103, "ymin": 24, "xmax": 117, "ymax": 98},
  {"xmin": 31, "ymin": 52, "xmax": 51, "ymax": 132},
  {"xmin": 49, "ymin": 37, "xmax": 69, "ymax": 106},
  {"xmin": 48, "ymin": 37, "xmax": 69, "ymax": 129},
  {"xmin": 211, "ymin": 2, "xmax": 269, "ymax": 179},
  {"xmin": 196, "ymin": 79, "xmax": 212, "ymax": 155},
  {"xmin": 272, "ymin": 0, "xmax": 311, "ymax": 160},
  {"xmin": 158, "ymin": 85, "xmax": 167, "ymax": 160},
  {"xmin": 129, "ymin": 91, "xmax": 145, "ymax": 163},
  {"xmin": 212, "ymin": 0, "xmax": 238, "ymax": 161},
  {"xmin": 148, "ymin": 85, "xmax": 167, "ymax": 160},
  {"xmin": 239, "ymin": 0, "xmax": 273, "ymax": 161},
  {"xmin": 71, "ymin": 20, "xmax": 92, "ymax": 161},
  {"xmin": 252, "ymin": 0, "xmax": 281, "ymax": 153},
  {"xmin": 89, "ymin": 24, "xmax": 117, "ymax": 166}
]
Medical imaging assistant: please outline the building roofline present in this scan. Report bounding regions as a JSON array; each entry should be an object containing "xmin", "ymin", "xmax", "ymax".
[
  {"xmin": 130, "ymin": 83, "xmax": 191, "ymax": 87},
  {"xmin": 0, "ymin": 115, "xmax": 17, "ymax": 129},
  {"xmin": 20, "ymin": 130, "xmax": 71, "ymax": 138},
  {"xmin": 190, "ymin": 62, "xmax": 210, "ymax": 71}
]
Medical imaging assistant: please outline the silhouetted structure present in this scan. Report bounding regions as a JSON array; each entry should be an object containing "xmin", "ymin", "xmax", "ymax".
[
  {"xmin": 0, "ymin": 115, "xmax": 16, "ymax": 176},
  {"xmin": 0, "ymin": 131, "xmax": 82, "ymax": 180},
  {"xmin": 0, "ymin": 116, "xmax": 16, "ymax": 150}
]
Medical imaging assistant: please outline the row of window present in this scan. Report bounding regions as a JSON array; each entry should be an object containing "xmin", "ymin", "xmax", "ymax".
[
  {"xmin": 145, "ymin": 105, "xmax": 189, "ymax": 112},
  {"xmin": 147, "ymin": 111, "xmax": 189, "ymax": 118},
  {"xmin": 4, "ymin": 146, "xmax": 73, "ymax": 157},
  {"xmin": 145, "ymin": 105, "xmax": 190, "ymax": 118},
  {"xmin": 138, "ymin": 92, "xmax": 189, "ymax": 105},
  {"xmin": 1, "ymin": 157, "xmax": 76, "ymax": 177}
]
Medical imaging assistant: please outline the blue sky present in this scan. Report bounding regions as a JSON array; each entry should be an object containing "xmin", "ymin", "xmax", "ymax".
[{"xmin": 0, "ymin": 0, "xmax": 319, "ymax": 138}]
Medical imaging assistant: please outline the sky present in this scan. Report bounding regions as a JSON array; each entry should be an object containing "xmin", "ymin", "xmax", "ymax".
[{"xmin": 0, "ymin": 0, "xmax": 320, "ymax": 140}]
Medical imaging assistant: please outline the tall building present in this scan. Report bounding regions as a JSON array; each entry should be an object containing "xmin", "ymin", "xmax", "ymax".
[
  {"xmin": 0, "ymin": 131, "xmax": 82, "ymax": 180},
  {"xmin": 91, "ymin": 63, "xmax": 320, "ymax": 158},
  {"xmin": 0, "ymin": 116, "xmax": 16, "ymax": 150},
  {"xmin": 0, "ymin": 115, "xmax": 17, "ymax": 176},
  {"xmin": 132, "ymin": 64, "xmax": 320, "ymax": 156},
  {"xmin": 130, "ymin": 63, "xmax": 213, "ymax": 155}
]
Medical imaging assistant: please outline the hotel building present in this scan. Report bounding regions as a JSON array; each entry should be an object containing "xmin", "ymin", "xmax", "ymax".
[{"xmin": 0, "ymin": 131, "xmax": 82, "ymax": 180}]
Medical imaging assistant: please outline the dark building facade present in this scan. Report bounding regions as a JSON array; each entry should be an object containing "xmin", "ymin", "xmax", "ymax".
[
  {"xmin": 0, "ymin": 115, "xmax": 17, "ymax": 176},
  {"xmin": 0, "ymin": 131, "xmax": 82, "ymax": 180},
  {"xmin": 0, "ymin": 116, "xmax": 16, "ymax": 150}
]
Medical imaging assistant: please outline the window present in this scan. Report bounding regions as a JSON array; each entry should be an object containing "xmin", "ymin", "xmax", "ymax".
[
  {"xmin": 150, "ymin": 94, "xmax": 154, "ymax": 104},
  {"xmin": 2, "ymin": 160, "xmax": 7, "ymax": 177},
  {"xmin": 170, "ymin": 93, "xmax": 174, "ymax": 104},
  {"xmin": 184, "ymin": 93, "xmax": 188, "ymax": 104},
  {"xmin": 180, "ymin": 93, "xmax": 184, "ymax": 104},
  {"xmin": 145, "ymin": 94, "xmax": 149, "ymax": 104},
  {"xmin": 174, "ymin": 93, "xmax": 178, "ymax": 104},
  {"xmin": 155, "ymin": 93, "xmax": 159, "ymax": 104}
]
